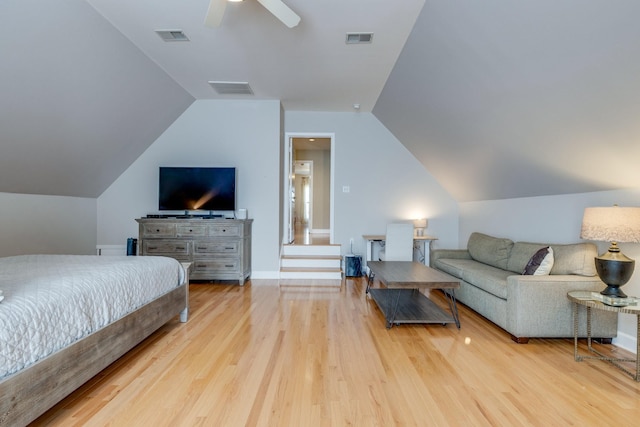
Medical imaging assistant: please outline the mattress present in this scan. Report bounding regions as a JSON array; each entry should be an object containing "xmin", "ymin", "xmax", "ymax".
[{"xmin": 0, "ymin": 255, "xmax": 186, "ymax": 380}]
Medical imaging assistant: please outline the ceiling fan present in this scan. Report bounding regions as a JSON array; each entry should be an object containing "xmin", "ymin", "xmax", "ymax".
[{"xmin": 205, "ymin": 0, "xmax": 301, "ymax": 28}]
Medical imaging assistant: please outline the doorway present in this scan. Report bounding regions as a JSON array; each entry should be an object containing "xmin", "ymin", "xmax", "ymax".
[
  {"xmin": 293, "ymin": 160, "xmax": 313, "ymax": 230},
  {"xmin": 284, "ymin": 134, "xmax": 334, "ymax": 245}
]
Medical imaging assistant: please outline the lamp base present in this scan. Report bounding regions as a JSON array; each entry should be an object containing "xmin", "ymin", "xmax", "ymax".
[
  {"xmin": 594, "ymin": 251, "xmax": 635, "ymax": 300},
  {"xmin": 600, "ymin": 285, "xmax": 628, "ymax": 299}
]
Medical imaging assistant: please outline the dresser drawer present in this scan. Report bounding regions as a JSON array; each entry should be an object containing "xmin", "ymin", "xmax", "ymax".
[
  {"xmin": 141, "ymin": 223, "xmax": 176, "ymax": 238},
  {"xmin": 208, "ymin": 224, "xmax": 240, "ymax": 237},
  {"xmin": 143, "ymin": 240, "xmax": 189, "ymax": 255},
  {"xmin": 192, "ymin": 259, "xmax": 239, "ymax": 274},
  {"xmin": 176, "ymin": 225, "xmax": 207, "ymax": 237},
  {"xmin": 193, "ymin": 241, "xmax": 239, "ymax": 255}
]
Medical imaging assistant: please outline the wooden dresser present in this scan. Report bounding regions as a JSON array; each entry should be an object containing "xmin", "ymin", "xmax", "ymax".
[{"xmin": 136, "ymin": 218, "xmax": 252, "ymax": 285}]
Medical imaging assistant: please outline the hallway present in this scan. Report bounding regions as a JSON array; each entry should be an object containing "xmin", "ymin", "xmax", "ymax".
[{"xmin": 292, "ymin": 223, "xmax": 329, "ymax": 246}]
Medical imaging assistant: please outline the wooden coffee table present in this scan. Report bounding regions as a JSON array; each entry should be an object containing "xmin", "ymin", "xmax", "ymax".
[{"xmin": 366, "ymin": 261, "xmax": 461, "ymax": 329}]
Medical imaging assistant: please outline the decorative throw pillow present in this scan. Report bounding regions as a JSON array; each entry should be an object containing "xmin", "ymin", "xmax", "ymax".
[{"xmin": 522, "ymin": 247, "xmax": 554, "ymax": 275}]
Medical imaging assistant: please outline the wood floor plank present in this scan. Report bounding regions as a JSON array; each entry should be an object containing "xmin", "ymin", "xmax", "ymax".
[{"xmin": 30, "ymin": 278, "xmax": 640, "ymax": 426}]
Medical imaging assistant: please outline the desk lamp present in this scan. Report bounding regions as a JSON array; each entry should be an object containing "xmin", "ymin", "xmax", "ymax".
[
  {"xmin": 580, "ymin": 206, "xmax": 640, "ymax": 298},
  {"xmin": 413, "ymin": 218, "xmax": 428, "ymax": 237}
]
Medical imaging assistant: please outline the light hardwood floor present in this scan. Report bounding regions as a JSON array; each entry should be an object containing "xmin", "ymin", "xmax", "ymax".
[{"xmin": 33, "ymin": 277, "xmax": 640, "ymax": 426}]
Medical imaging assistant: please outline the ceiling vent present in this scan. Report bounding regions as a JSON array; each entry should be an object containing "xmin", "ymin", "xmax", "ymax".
[
  {"xmin": 155, "ymin": 30, "xmax": 190, "ymax": 42},
  {"xmin": 346, "ymin": 33, "xmax": 373, "ymax": 44},
  {"xmin": 208, "ymin": 81, "xmax": 254, "ymax": 95}
]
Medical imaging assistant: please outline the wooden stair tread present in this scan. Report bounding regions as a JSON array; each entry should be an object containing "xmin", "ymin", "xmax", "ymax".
[
  {"xmin": 281, "ymin": 255, "xmax": 342, "ymax": 260},
  {"xmin": 283, "ymin": 243, "xmax": 341, "ymax": 247}
]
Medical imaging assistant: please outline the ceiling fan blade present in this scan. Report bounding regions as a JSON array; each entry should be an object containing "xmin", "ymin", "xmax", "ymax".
[
  {"xmin": 256, "ymin": 0, "xmax": 301, "ymax": 28},
  {"xmin": 204, "ymin": 0, "xmax": 227, "ymax": 27}
]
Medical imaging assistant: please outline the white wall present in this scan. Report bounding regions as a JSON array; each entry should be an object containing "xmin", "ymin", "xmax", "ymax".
[
  {"xmin": 98, "ymin": 106, "xmax": 458, "ymax": 277},
  {"xmin": 460, "ymin": 188, "xmax": 640, "ymax": 353},
  {"xmin": 285, "ymin": 111, "xmax": 459, "ymax": 256},
  {"xmin": 0, "ymin": 192, "xmax": 96, "ymax": 256},
  {"xmin": 97, "ymin": 100, "xmax": 282, "ymax": 276}
]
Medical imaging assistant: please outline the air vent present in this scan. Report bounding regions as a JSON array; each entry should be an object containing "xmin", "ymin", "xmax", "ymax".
[
  {"xmin": 208, "ymin": 81, "xmax": 254, "ymax": 95},
  {"xmin": 346, "ymin": 33, "xmax": 373, "ymax": 44},
  {"xmin": 155, "ymin": 30, "xmax": 189, "ymax": 42}
]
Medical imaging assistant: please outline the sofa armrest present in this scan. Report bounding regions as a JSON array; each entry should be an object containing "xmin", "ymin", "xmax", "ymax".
[
  {"xmin": 505, "ymin": 275, "xmax": 617, "ymax": 338},
  {"xmin": 430, "ymin": 249, "xmax": 471, "ymax": 267}
]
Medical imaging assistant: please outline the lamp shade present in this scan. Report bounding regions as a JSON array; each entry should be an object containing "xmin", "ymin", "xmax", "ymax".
[
  {"xmin": 413, "ymin": 218, "xmax": 427, "ymax": 229},
  {"xmin": 580, "ymin": 206, "xmax": 640, "ymax": 243}
]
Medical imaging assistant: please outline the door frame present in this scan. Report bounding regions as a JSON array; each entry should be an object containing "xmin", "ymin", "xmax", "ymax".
[{"xmin": 283, "ymin": 132, "xmax": 335, "ymax": 244}]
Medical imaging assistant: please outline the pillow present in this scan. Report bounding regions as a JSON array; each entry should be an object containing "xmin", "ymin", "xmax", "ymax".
[{"xmin": 522, "ymin": 247, "xmax": 554, "ymax": 275}]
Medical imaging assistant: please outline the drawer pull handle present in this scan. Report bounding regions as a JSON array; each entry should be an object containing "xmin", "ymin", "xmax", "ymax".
[
  {"xmin": 225, "ymin": 247, "xmax": 234, "ymax": 250},
  {"xmin": 225, "ymin": 264, "xmax": 233, "ymax": 268},
  {"xmin": 156, "ymin": 229, "xmax": 160, "ymax": 232},
  {"xmin": 148, "ymin": 246, "xmax": 157, "ymax": 250},
  {"xmin": 197, "ymin": 247, "xmax": 207, "ymax": 250}
]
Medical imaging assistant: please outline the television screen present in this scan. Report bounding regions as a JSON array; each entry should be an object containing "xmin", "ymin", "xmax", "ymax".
[{"xmin": 159, "ymin": 167, "xmax": 236, "ymax": 211}]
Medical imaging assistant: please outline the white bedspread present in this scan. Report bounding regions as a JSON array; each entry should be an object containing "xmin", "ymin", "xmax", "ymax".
[{"xmin": 0, "ymin": 255, "xmax": 186, "ymax": 380}]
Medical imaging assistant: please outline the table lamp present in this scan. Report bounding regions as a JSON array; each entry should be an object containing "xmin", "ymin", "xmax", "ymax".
[
  {"xmin": 580, "ymin": 206, "xmax": 640, "ymax": 298},
  {"xmin": 413, "ymin": 218, "xmax": 427, "ymax": 237}
]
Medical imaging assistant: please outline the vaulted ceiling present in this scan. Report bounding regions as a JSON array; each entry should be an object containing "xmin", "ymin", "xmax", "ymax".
[{"xmin": 2, "ymin": 1, "xmax": 640, "ymax": 201}]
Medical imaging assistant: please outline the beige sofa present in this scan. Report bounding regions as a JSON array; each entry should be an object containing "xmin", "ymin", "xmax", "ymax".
[{"xmin": 431, "ymin": 232, "xmax": 618, "ymax": 343}]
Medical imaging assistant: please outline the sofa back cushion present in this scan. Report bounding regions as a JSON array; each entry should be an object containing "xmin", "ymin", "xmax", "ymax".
[
  {"xmin": 549, "ymin": 243, "xmax": 597, "ymax": 276},
  {"xmin": 467, "ymin": 232, "xmax": 514, "ymax": 270},
  {"xmin": 507, "ymin": 241, "xmax": 597, "ymax": 276},
  {"xmin": 507, "ymin": 242, "xmax": 550, "ymax": 273}
]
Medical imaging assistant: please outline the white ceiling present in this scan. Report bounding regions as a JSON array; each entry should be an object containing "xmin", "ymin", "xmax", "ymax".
[
  {"xmin": 2, "ymin": 0, "xmax": 640, "ymax": 201},
  {"xmin": 87, "ymin": 0, "xmax": 425, "ymax": 112}
]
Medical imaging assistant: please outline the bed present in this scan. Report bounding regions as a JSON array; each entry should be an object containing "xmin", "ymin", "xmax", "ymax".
[{"xmin": 0, "ymin": 254, "xmax": 189, "ymax": 427}]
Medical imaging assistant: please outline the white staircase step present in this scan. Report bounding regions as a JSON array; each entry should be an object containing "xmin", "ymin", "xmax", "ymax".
[
  {"xmin": 281, "ymin": 256, "xmax": 341, "ymax": 269},
  {"xmin": 279, "ymin": 267, "xmax": 343, "ymax": 280},
  {"xmin": 279, "ymin": 279, "xmax": 342, "ymax": 288},
  {"xmin": 280, "ymin": 244, "xmax": 343, "ymax": 280},
  {"xmin": 282, "ymin": 244, "xmax": 341, "ymax": 257}
]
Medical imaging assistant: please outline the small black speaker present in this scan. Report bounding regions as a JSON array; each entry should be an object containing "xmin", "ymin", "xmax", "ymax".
[
  {"xmin": 344, "ymin": 255, "xmax": 362, "ymax": 277},
  {"xmin": 126, "ymin": 238, "xmax": 137, "ymax": 256}
]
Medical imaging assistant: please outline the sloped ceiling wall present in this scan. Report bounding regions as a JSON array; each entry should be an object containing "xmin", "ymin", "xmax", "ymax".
[
  {"xmin": 0, "ymin": 0, "xmax": 193, "ymax": 197},
  {"xmin": 373, "ymin": 0, "xmax": 640, "ymax": 201},
  {"xmin": 4, "ymin": 1, "xmax": 640, "ymax": 202}
]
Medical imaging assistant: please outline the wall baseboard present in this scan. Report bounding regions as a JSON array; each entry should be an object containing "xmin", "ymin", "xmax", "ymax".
[
  {"xmin": 613, "ymin": 331, "xmax": 637, "ymax": 355},
  {"xmin": 250, "ymin": 271, "xmax": 281, "ymax": 279},
  {"xmin": 96, "ymin": 245, "xmax": 126, "ymax": 256}
]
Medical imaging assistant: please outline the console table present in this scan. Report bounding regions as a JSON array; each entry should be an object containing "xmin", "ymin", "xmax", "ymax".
[
  {"xmin": 363, "ymin": 234, "xmax": 437, "ymax": 273},
  {"xmin": 567, "ymin": 291, "xmax": 639, "ymax": 381},
  {"xmin": 136, "ymin": 218, "xmax": 252, "ymax": 284}
]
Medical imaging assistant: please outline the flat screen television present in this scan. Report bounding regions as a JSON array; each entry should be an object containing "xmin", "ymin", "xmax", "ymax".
[{"xmin": 159, "ymin": 167, "xmax": 236, "ymax": 212}]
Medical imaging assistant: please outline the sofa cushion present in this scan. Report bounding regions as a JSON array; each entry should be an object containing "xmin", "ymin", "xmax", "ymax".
[
  {"xmin": 461, "ymin": 262, "xmax": 511, "ymax": 299},
  {"xmin": 549, "ymin": 243, "xmax": 597, "ymax": 276},
  {"xmin": 435, "ymin": 258, "xmax": 511, "ymax": 299},
  {"xmin": 522, "ymin": 246, "xmax": 554, "ymax": 275},
  {"xmin": 432, "ymin": 258, "xmax": 468, "ymax": 279},
  {"xmin": 467, "ymin": 232, "xmax": 514, "ymax": 270},
  {"xmin": 507, "ymin": 242, "xmax": 550, "ymax": 273},
  {"xmin": 507, "ymin": 241, "xmax": 597, "ymax": 276}
]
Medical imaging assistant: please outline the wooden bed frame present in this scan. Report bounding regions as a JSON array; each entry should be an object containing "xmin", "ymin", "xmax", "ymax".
[{"xmin": 0, "ymin": 270, "xmax": 189, "ymax": 427}]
